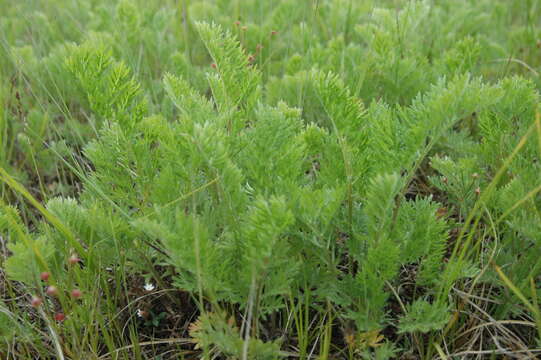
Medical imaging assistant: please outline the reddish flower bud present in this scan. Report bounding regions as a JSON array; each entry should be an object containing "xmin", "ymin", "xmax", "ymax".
[
  {"xmin": 71, "ymin": 289, "xmax": 82, "ymax": 299},
  {"xmin": 136, "ymin": 309, "xmax": 149, "ymax": 319},
  {"xmin": 40, "ymin": 272, "xmax": 50, "ymax": 281},
  {"xmin": 211, "ymin": 63, "xmax": 217, "ymax": 69},
  {"xmin": 475, "ymin": 187, "xmax": 481, "ymax": 196},
  {"xmin": 234, "ymin": 21, "xmax": 240, "ymax": 26},
  {"xmin": 46, "ymin": 285, "xmax": 58, "ymax": 296},
  {"xmin": 54, "ymin": 312, "xmax": 65, "ymax": 322},
  {"xmin": 68, "ymin": 255, "xmax": 80, "ymax": 265},
  {"xmin": 31, "ymin": 296, "xmax": 43, "ymax": 308},
  {"xmin": 271, "ymin": 30, "xmax": 278, "ymax": 36}
]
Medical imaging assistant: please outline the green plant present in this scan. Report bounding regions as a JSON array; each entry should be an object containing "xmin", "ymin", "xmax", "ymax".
[{"xmin": 2, "ymin": 1, "xmax": 541, "ymax": 359}]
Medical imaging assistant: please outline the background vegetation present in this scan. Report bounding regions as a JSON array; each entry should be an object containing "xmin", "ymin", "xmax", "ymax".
[{"xmin": 1, "ymin": 0, "xmax": 541, "ymax": 358}]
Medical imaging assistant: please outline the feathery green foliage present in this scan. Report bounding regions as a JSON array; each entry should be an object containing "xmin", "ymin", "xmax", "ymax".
[{"xmin": 2, "ymin": 0, "xmax": 541, "ymax": 359}]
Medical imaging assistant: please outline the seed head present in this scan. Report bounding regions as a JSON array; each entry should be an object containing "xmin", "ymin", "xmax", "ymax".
[
  {"xmin": 31, "ymin": 296, "xmax": 43, "ymax": 308},
  {"xmin": 71, "ymin": 289, "xmax": 82, "ymax": 299},
  {"xmin": 475, "ymin": 187, "xmax": 481, "ymax": 196},
  {"xmin": 136, "ymin": 309, "xmax": 149, "ymax": 319},
  {"xmin": 40, "ymin": 272, "xmax": 50, "ymax": 281},
  {"xmin": 68, "ymin": 255, "xmax": 80, "ymax": 265},
  {"xmin": 46, "ymin": 285, "xmax": 58, "ymax": 296},
  {"xmin": 54, "ymin": 312, "xmax": 65, "ymax": 322},
  {"xmin": 241, "ymin": 26, "xmax": 247, "ymax": 31},
  {"xmin": 472, "ymin": 172, "xmax": 479, "ymax": 179}
]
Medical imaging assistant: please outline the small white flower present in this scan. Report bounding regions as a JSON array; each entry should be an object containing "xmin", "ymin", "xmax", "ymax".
[
  {"xmin": 136, "ymin": 309, "xmax": 144, "ymax": 318},
  {"xmin": 143, "ymin": 283, "xmax": 155, "ymax": 292}
]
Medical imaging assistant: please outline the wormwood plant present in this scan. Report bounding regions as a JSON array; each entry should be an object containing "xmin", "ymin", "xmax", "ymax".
[{"xmin": 2, "ymin": 0, "xmax": 541, "ymax": 359}]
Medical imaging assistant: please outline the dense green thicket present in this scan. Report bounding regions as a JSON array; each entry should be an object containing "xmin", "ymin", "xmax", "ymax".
[{"xmin": 1, "ymin": 1, "xmax": 541, "ymax": 359}]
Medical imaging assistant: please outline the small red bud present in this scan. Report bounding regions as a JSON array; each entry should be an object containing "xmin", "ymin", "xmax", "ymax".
[
  {"xmin": 46, "ymin": 285, "xmax": 58, "ymax": 296},
  {"xmin": 137, "ymin": 309, "xmax": 149, "ymax": 319},
  {"xmin": 54, "ymin": 312, "xmax": 65, "ymax": 322},
  {"xmin": 68, "ymin": 255, "xmax": 80, "ymax": 265},
  {"xmin": 71, "ymin": 289, "xmax": 82, "ymax": 299},
  {"xmin": 31, "ymin": 296, "xmax": 43, "ymax": 308},
  {"xmin": 211, "ymin": 63, "xmax": 217, "ymax": 69},
  {"xmin": 40, "ymin": 272, "xmax": 50, "ymax": 281},
  {"xmin": 271, "ymin": 30, "xmax": 277, "ymax": 36},
  {"xmin": 234, "ymin": 21, "xmax": 240, "ymax": 26}
]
